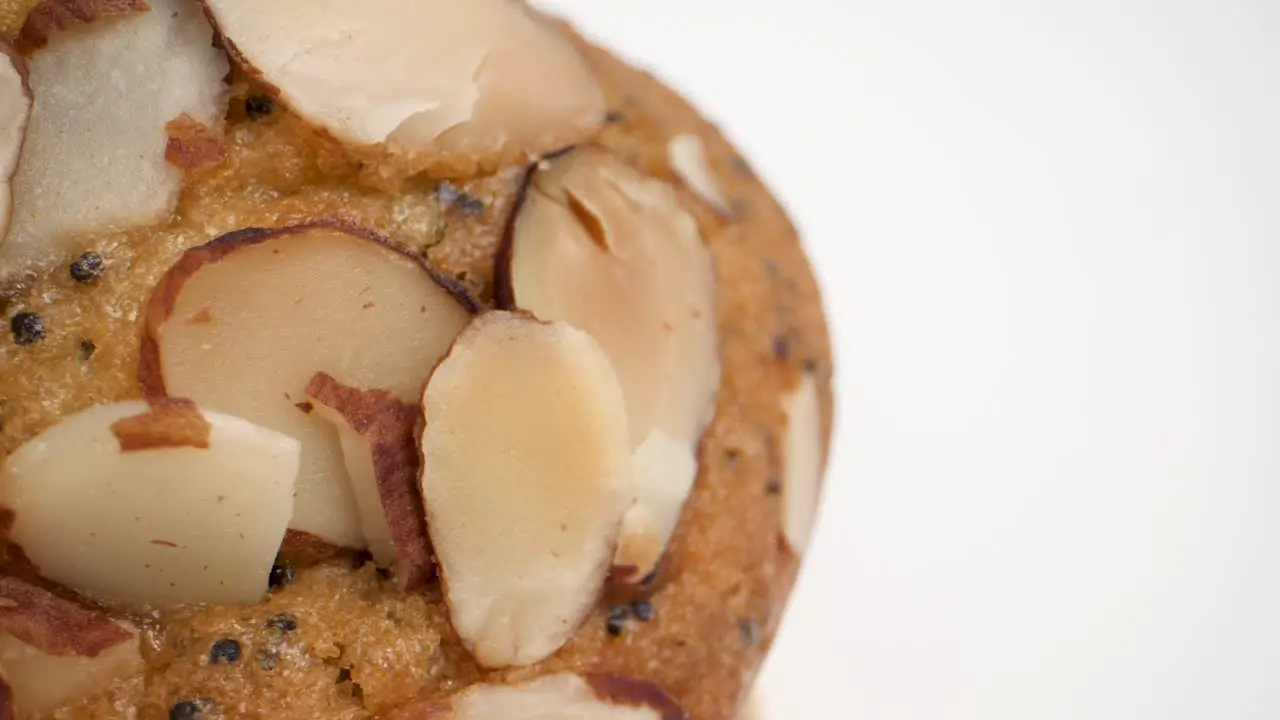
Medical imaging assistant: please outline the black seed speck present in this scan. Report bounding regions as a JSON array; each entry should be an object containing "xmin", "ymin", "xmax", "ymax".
[
  {"xmin": 605, "ymin": 616, "xmax": 626, "ymax": 637},
  {"xmin": 803, "ymin": 358, "xmax": 819, "ymax": 373},
  {"xmin": 457, "ymin": 194, "xmax": 485, "ymax": 216},
  {"xmin": 69, "ymin": 252, "xmax": 104, "ymax": 283},
  {"xmin": 266, "ymin": 613, "xmax": 298, "ymax": 633},
  {"xmin": 606, "ymin": 605, "xmax": 630, "ymax": 636},
  {"xmin": 772, "ymin": 336, "xmax": 791, "ymax": 360},
  {"xmin": 169, "ymin": 698, "xmax": 213, "ymax": 720},
  {"xmin": 631, "ymin": 600, "xmax": 655, "ymax": 622},
  {"xmin": 78, "ymin": 339, "xmax": 96, "ymax": 361},
  {"xmin": 10, "ymin": 312, "xmax": 44, "ymax": 346},
  {"xmin": 268, "ymin": 563, "xmax": 294, "ymax": 589},
  {"xmin": 209, "ymin": 638, "xmax": 241, "ymax": 664},
  {"xmin": 767, "ymin": 476, "xmax": 783, "ymax": 495},
  {"xmin": 739, "ymin": 619, "xmax": 760, "ymax": 647},
  {"xmin": 604, "ymin": 109, "xmax": 624, "ymax": 124},
  {"xmin": 245, "ymin": 94, "xmax": 274, "ymax": 119}
]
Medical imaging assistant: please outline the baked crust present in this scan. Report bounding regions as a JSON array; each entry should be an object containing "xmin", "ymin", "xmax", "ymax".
[{"xmin": 0, "ymin": 8, "xmax": 832, "ymax": 719}]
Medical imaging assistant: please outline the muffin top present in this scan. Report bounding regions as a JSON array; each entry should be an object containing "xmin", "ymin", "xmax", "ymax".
[{"xmin": 0, "ymin": 1, "xmax": 832, "ymax": 718}]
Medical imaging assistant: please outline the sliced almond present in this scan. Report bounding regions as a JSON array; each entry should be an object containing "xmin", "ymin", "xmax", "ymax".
[
  {"xmin": 611, "ymin": 431, "xmax": 698, "ymax": 582},
  {"xmin": 499, "ymin": 148, "xmax": 720, "ymax": 582},
  {"xmin": 0, "ymin": 0, "xmax": 228, "ymax": 275},
  {"xmin": 389, "ymin": 673, "xmax": 687, "ymax": 720},
  {"xmin": 0, "ymin": 577, "xmax": 142, "ymax": 719},
  {"xmin": 0, "ymin": 400, "xmax": 300, "ymax": 609},
  {"xmin": 139, "ymin": 224, "xmax": 473, "ymax": 549},
  {"xmin": 306, "ymin": 371, "xmax": 432, "ymax": 589},
  {"xmin": 0, "ymin": 40, "xmax": 29, "ymax": 243},
  {"xmin": 200, "ymin": 0, "xmax": 604, "ymax": 180},
  {"xmin": 781, "ymin": 373, "xmax": 825, "ymax": 554},
  {"xmin": 668, "ymin": 134, "xmax": 731, "ymax": 215},
  {"xmin": 420, "ymin": 312, "xmax": 631, "ymax": 668},
  {"xmin": 0, "ymin": 577, "xmax": 132, "ymax": 658},
  {"xmin": 16, "ymin": 0, "xmax": 149, "ymax": 52}
]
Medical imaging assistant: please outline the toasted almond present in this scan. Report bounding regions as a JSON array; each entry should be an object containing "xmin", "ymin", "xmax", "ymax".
[
  {"xmin": 0, "ymin": 401, "xmax": 300, "ymax": 609},
  {"xmin": 15, "ymin": 0, "xmax": 149, "ymax": 53},
  {"xmin": 781, "ymin": 373, "xmax": 825, "ymax": 554},
  {"xmin": 200, "ymin": 0, "xmax": 605, "ymax": 181},
  {"xmin": 499, "ymin": 148, "xmax": 720, "ymax": 582},
  {"xmin": 163, "ymin": 112, "xmax": 227, "ymax": 171},
  {"xmin": 0, "ymin": 578, "xmax": 140, "ymax": 718},
  {"xmin": 139, "ymin": 223, "xmax": 473, "ymax": 549},
  {"xmin": 421, "ymin": 312, "xmax": 631, "ymax": 668},
  {"xmin": 0, "ymin": 0, "xmax": 228, "ymax": 275},
  {"xmin": 0, "ymin": 577, "xmax": 131, "ymax": 657},
  {"xmin": 307, "ymin": 372, "xmax": 433, "ymax": 589},
  {"xmin": 0, "ymin": 632, "xmax": 141, "ymax": 718},
  {"xmin": 109, "ymin": 397, "xmax": 210, "ymax": 452}
]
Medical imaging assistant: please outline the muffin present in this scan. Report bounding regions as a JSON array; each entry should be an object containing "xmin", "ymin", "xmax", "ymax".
[{"xmin": 0, "ymin": 1, "xmax": 833, "ymax": 718}]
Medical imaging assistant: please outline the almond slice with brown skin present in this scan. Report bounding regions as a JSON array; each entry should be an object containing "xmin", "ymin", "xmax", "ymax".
[
  {"xmin": 0, "ymin": 39, "xmax": 29, "ymax": 243},
  {"xmin": 200, "ymin": 0, "xmax": 605, "ymax": 181},
  {"xmin": 498, "ymin": 148, "xmax": 720, "ymax": 583},
  {"xmin": 781, "ymin": 373, "xmax": 826, "ymax": 554},
  {"xmin": 0, "ymin": 400, "xmax": 300, "ymax": 609},
  {"xmin": 0, "ymin": 578, "xmax": 142, "ymax": 719},
  {"xmin": 420, "ymin": 311, "xmax": 631, "ymax": 668},
  {"xmin": 0, "ymin": 0, "xmax": 228, "ymax": 276},
  {"xmin": 306, "ymin": 371, "xmax": 433, "ymax": 590},
  {"xmin": 139, "ymin": 224, "xmax": 474, "ymax": 550},
  {"xmin": 388, "ymin": 673, "xmax": 687, "ymax": 720},
  {"xmin": 16, "ymin": 0, "xmax": 150, "ymax": 53}
]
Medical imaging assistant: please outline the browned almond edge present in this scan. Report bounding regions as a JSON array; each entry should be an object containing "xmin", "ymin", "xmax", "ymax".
[
  {"xmin": 583, "ymin": 674, "xmax": 689, "ymax": 720},
  {"xmin": 109, "ymin": 397, "xmax": 211, "ymax": 452},
  {"xmin": 0, "ymin": 576, "xmax": 131, "ymax": 657},
  {"xmin": 494, "ymin": 144, "xmax": 639, "ymax": 312},
  {"xmin": 491, "ymin": 161, "xmax": 538, "ymax": 312},
  {"xmin": 137, "ymin": 221, "xmax": 480, "ymax": 397},
  {"xmin": 0, "ymin": 675, "xmax": 12, "ymax": 720},
  {"xmin": 16, "ymin": 0, "xmax": 149, "ymax": 53},
  {"xmin": 276, "ymin": 529, "xmax": 344, "ymax": 567},
  {"xmin": 305, "ymin": 371, "xmax": 433, "ymax": 590},
  {"xmin": 163, "ymin": 113, "xmax": 226, "ymax": 171}
]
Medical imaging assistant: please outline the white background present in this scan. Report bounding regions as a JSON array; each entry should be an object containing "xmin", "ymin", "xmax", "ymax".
[{"xmin": 540, "ymin": 1, "xmax": 1280, "ymax": 718}]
